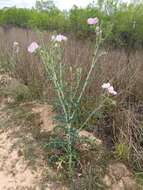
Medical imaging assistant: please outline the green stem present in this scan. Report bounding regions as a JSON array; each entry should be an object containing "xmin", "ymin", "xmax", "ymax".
[
  {"xmin": 79, "ymin": 104, "xmax": 103, "ymax": 131},
  {"xmin": 52, "ymin": 70, "xmax": 69, "ymax": 122},
  {"xmin": 70, "ymin": 44, "xmax": 101, "ymax": 121},
  {"xmin": 67, "ymin": 123, "xmax": 72, "ymax": 175}
]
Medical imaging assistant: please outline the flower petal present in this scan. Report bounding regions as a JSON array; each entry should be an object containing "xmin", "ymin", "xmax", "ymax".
[{"xmin": 28, "ymin": 42, "xmax": 39, "ymax": 53}]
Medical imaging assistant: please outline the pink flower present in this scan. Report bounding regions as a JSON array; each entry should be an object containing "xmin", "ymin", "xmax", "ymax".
[
  {"xmin": 110, "ymin": 90, "xmax": 117, "ymax": 95},
  {"xmin": 87, "ymin": 17, "xmax": 99, "ymax": 25},
  {"xmin": 28, "ymin": 42, "xmax": 39, "ymax": 53},
  {"xmin": 51, "ymin": 34, "xmax": 67, "ymax": 42},
  {"xmin": 102, "ymin": 83, "xmax": 111, "ymax": 89},
  {"xmin": 108, "ymin": 86, "xmax": 117, "ymax": 95},
  {"xmin": 102, "ymin": 83, "xmax": 117, "ymax": 95},
  {"xmin": 108, "ymin": 86, "xmax": 114, "ymax": 92}
]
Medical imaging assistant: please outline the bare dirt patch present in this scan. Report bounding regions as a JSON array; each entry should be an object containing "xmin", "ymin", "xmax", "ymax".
[{"xmin": 0, "ymin": 100, "xmax": 68, "ymax": 190}]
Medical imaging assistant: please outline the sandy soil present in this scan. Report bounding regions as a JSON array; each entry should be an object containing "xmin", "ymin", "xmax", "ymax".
[{"xmin": 0, "ymin": 101, "xmax": 68, "ymax": 190}]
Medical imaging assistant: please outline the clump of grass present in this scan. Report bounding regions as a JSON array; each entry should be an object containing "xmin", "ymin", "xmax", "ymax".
[
  {"xmin": 135, "ymin": 172, "xmax": 143, "ymax": 190},
  {"xmin": 12, "ymin": 84, "xmax": 32, "ymax": 102},
  {"xmin": 70, "ymin": 150, "xmax": 109, "ymax": 190},
  {"xmin": 71, "ymin": 166, "xmax": 105, "ymax": 190},
  {"xmin": 1, "ymin": 82, "xmax": 32, "ymax": 102},
  {"xmin": 114, "ymin": 142, "xmax": 130, "ymax": 160},
  {"xmin": 112, "ymin": 107, "xmax": 143, "ymax": 170}
]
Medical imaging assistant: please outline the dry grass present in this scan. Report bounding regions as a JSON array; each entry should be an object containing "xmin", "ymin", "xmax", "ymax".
[{"xmin": 0, "ymin": 26, "xmax": 143, "ymax": 171}]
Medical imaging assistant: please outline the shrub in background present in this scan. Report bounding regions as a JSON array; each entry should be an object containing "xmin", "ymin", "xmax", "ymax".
[{"xmin": 0, "ymin": 2, "xmax": 143, "ymax": 47}]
